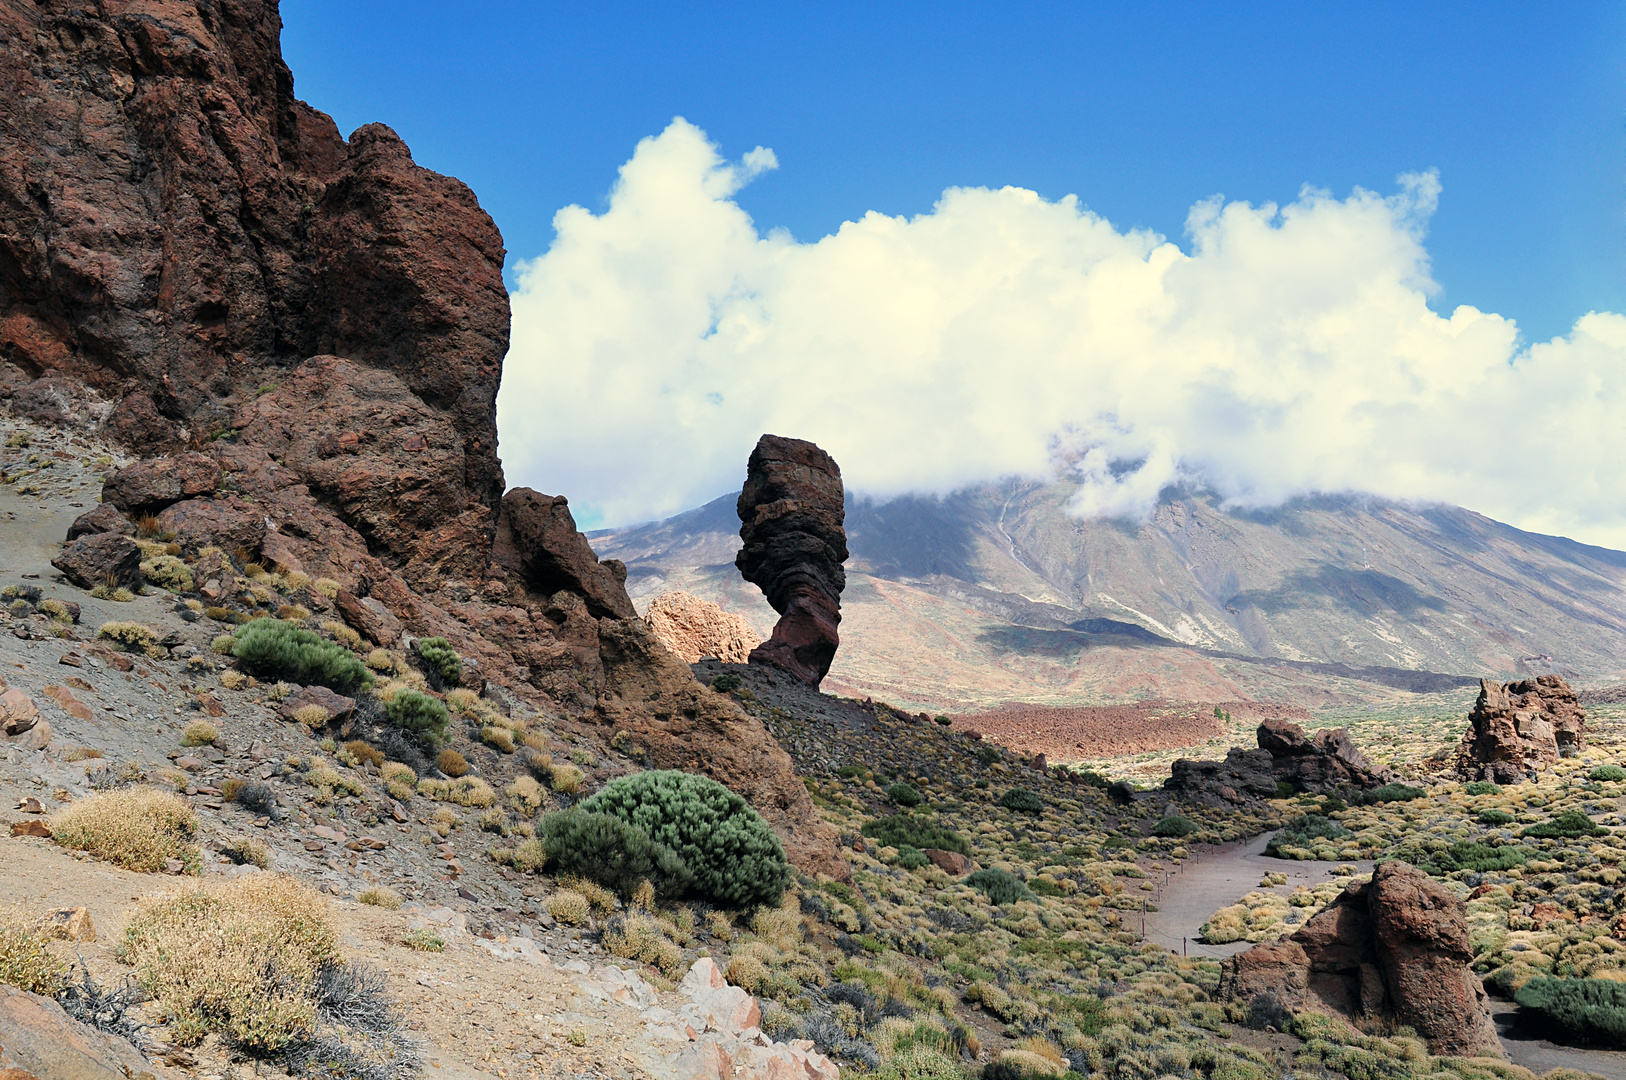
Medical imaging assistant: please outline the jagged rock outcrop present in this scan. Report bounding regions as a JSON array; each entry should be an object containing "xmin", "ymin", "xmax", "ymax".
[
  {"xmin": 645, "ymin": 591, "xmax": 761, "ymax": 664},
  {"xmin": 1220, "ymin": 861, "xmax": 1501, "ymax": 1058},
  {"xmin": 735, "ymin": 435, "xmax": 848, "ymax": 687},
  {"xmin": 0, "ymin": 983, "xmax": 155, "ymax": 1080},
  {"xmin": 1454, "ymin": 675, "xmax": 1585, "ymax": 784},
  {"xmin": 3, "ymin": 0, "xmax": 843, "ymax": 879},
  {"xmin": 1167, "ymin": 720, "xmax": 1394, "ymax": 806}
]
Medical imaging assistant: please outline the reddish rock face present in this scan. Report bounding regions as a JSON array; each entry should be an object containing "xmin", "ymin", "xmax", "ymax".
[
  {"xmin": 101, "ymin": 453, "xmax": 221, "ymax": 517},
  {"xmin": 735, "ymin": 435, "xmax": 848, "ymax": 687},
  {"xmin": 1455, "ymin": 676, "xmax": 1585, "ymax": 784},
  {"xmin": 51, "ymin": 533, "xmax": 143, "ymax": 590},
  {"xmin": 0, "ymin": 0, "xmax": 506, "ymax": 552},
  {"xmin": 1221, "ymin": 861, "xmax": 1501, "ymax": 1058},
  {"xmin": 492, "ymin": 489, "xmax": 637, "ymax": 621}
]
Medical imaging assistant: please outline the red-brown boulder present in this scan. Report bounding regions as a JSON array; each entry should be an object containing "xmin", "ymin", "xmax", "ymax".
[
  {"xmin": 157, "ymin": 497, "xmax": 266, "ymax": 556},
  {"xmin": 735, "ymin": 435, "xmax": 848, "ymax": 688},
  {"xmin": 1454, "ymin": 676, "xmax": 1585, "ymax": 784},
  {"xmin": 64, "ymin": 503, "xmax": 133, "ymax": 541},
  {"xmin": 491, "ymin": 489, "xmax": 637, "ymax": 620},
  {"xmin": 1221, "ymin": 861, "xmax": 1500, "ymax": 1058},
  {"xmin": 1257, "ymin": 719, "xmax": 1398, "ymax": 792},
  {"xmin": 101, "ymin": 453, "xmax": 221, "ymax": 516},
  {"xmin": 51, "ymin": 533, "xmax": 143, "ymax": 590}
]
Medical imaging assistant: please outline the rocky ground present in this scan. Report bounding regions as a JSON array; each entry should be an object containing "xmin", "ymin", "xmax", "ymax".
[{"xmin": 944, "ymin": 700, "xmax": 1314, "ymax": 762}]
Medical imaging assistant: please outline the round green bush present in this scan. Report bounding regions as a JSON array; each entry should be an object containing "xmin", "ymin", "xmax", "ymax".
[
  {"xmin": 895, "ymin": 845, "xmax": 930, "ymax": 871},
  {"xmin": 1589, "ymin": 764, "xmax": 1626, "ymax": 782},
  {"xmin": 385, "ymin": 688, "xmax": 449, "ymax": 750},
  {"xmin": 862, "ymin": 814, "xmax": 970, "ymax": 856},
  {"xmin": 578, "ymin": 770, "xmax": 789, "ymax": 909},
  {"xmin": 1478, "ymin": 808, "xmax": 1514, "ymax": 826},
  {"xmin": 966, "ymin": 868, "xmax": 1033, "ymax": 905},
  {"xmin": 232, "ymin": 618, "xmax": 373, "ymax": 695},
  {"xmin": 1522, "ymin": 810, "xmax": 1606, "ymax": 839},
  {"xmin": 539, "ymin": 808, "xmax": 692, "ymax": 897},
  {"xmin": 998, "ymin": 787, "xmax": 1043, "ymax": 814},
  {"xmin": 1152, "ymin": 815, "xmax": 1199, "ymax": 838},
  {"xmin": 887, "ymin": 782, "xmax": 924, "ymax": 808},
  {"xmin": 1265, "ymin": 814, "xmax": 1351, "ymax": 857},
  {"xmin": 933, "ymin": 715, "xmax": 952, "ymax": 726},
  {"xmin": 710, "ymin": 673, "xmax": 742, "ymax": 693},
  {"xmin": 413, "ymin": 636, "xmax": 462, "ymax": 685},
  {"xmin": 1464, "ymin": 780, "xmax": 1503, "ymax": 796},
  {"xmin": 1515, "ymin": 977, "xmax": 1626, "ymax": 1046}
]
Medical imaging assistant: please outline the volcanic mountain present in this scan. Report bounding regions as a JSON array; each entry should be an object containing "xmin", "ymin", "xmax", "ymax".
[{"xmin": 591, "ymin": 479, "xmax": 1626, "ymax": 709}]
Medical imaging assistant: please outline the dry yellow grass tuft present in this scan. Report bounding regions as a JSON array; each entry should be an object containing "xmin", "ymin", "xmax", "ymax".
[
  {"xmin": 545, "ymin": 891, "xmax": 590, "ymax": 926},
  {"xmin": 359, "ymin": 886, "xmax": 404, "ymax": 910},
  {"xmin": 603, "ymin": 914, "xmax": 684, "ymax": 976},
  {"xmin": 0, "ymin": 906, "xmax": 67, "ymax": 994},
  {"xmin": 119, "ymin": 875, "xmax": 338, "ymax": 1050},
  {"xmin": 381, "ymin": 761, "xmax": 417, "ymax": 802},
  {"xmin": 292, "ymin": 704, "xmax": 329, "ymax": 730},
  {"xmin": 180, "ymin": 720, "xmax": 218, "ymax": 747},
  {"xmin": 417, "ymin": 775, "xmax": 495, "ymax": 808},
  {"xmin": 51, "ymin": 786, "xmax": 200, "ymax": 873},
  {"xmin": 506, "ymin": 775, "xmax": 544, "ymax": 814}
]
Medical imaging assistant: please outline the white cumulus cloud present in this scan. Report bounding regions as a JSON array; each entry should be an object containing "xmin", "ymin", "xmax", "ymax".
[{"xmin": 499, "ymin": 118, "xmax": 1626, "ymax": 547}]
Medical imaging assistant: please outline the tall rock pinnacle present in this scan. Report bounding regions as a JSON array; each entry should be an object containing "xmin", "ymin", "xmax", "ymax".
[{"xmin": 735, "ymin": 435, "xmax": 848, "ymax": 687}]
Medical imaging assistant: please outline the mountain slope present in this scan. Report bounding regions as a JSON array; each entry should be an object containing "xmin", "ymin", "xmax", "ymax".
[{"xmin": 592, "ymin": 481, "xmax": 1626, "ymax": 708}]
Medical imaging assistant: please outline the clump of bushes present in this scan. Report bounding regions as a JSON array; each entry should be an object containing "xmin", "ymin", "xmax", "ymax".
[
  {"xmin": 1352, "ymin": 783, "xmax": 1426, "ymax": 805},
  {"xmin": 887, "ymin": 782, "xmax": 923, "ymax": 807},
  {"xmin": 1522, "ymin": 810, "xmax": 1606, "ymax": 840},
  {"xmin": 413, "ymin": 636, "xmax": 462, "ymax": 686},
  {"xmin": 359, "ymin": 887, "xmax": 403, "ymax": 910},
  {"xmin": 998, "ymin": 787, "xmax": 1044, "ymax": 814},
  {"xmin": 52, "ymin": 787, "xmax": 200, "ymax": 873},
  {"xmin": 436, "ymin": 748, "xmax": 469, "ymax": 778},
  {"xmin": 384, "ymin": 688, "xmax": 448, "ymax": 750},
  {"xmin": 1514, "ymin": 977, "xmax": 1626, "ymax": 1046},
  {"xmin": 1266, "ymin": 814, "xmax": 1351, "ymax": 857},
  {"xmin": 97, "ymin": 620, "xmax": 158, "ymax": 652},
  {"xmin": 380, "ymin": 763, "xmax": 417, "ymax": 803},
  {"xmin": 119, "ymin": 875, "xmax": 338, "ymax": 1050},
  {"xmin": 1152, "ymin": 815, "xmax": 1199, "ymax": 838},
  {"xmin": 1464, "ymin": 780, "xmax": 1503, "ymax": 796},
  {"xmin": 417, "ymin": 776, "xmax": 496, "ymax": 808},
  {"xmin": 710, "ymin": 673, "xmax": 742, "ymax": 693},
  {"xmin": 139, "ymin": 555, "xmax": 194, "ymax": 593},
  {"xmin": 231, "ymin": 619, "xmax": 372, "ymax": 695},
  {"xmin": 0, "ymin": 906, "xmax": 67, "ymax": 994},
  {"xmin": 578, "ymin": 770, "xmax": 789, "ymax": 909},
  {"xmin": 1588, "ymin": 764, "xmax": 1626, "ymax": 783},
  {"xmin": 861, "ymin": 814, "xmax": 970, "ymax": 856},
  {"xmin": 1478, "ymin": 808, "xmax": 1514, "ymax": 826},
  {"xmin": 966, "ymin": 868, "xmax": 1033, "ymax": 905},
  {"xmin": 1415, "ymin": 841, "xmax": 1527, "ymax": 876}
]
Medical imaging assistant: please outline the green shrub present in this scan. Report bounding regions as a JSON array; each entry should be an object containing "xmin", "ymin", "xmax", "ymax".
[
  {"xmin": 1478, "ymin": 809, "xmax": 1514, "ymax": 826},
  {"xmin": 1522, "ymin": 810, "xmax": 1606, "ymax": 839},
  {"xmin": 998, "ymin": 787, "xmax": 1043, "ymax": 814},
  {"xmin": 578, "ymin": 770, "xmax": 789, "ymax": 909},
  {"xmin": 231, "ymin": 619, "xmax": 372, "ymax": 695},
  {"xmin": 862, "ymin": 814, "xmax": 970, "ymax": 856},
  {"xmin": 1152, "ymin": 815, "xmax": 1198, "ymax": 838},
  {"xmin": 1464, "ymin": 780, "xmax": 1503, "ymax": 796},
  {"xmin": 966, "ymin": 868, "xmax": 1033, "ymax": 905},
  {"xmin": 887, "ymin": 782, "xmax": 924, "ymax": 808},
  {"xmin": 895, "ymin": 845, "xmax": 930, "ymax": 870},
  {"xmin": 1353, "ymin": 783, "xmax": 1426, "ymax": 805},
  {"xmin": 1266, "ymin": 814, "xmax": 1351, "ymax": 856},
  {"xmin": 1515, "ymin": 977, "xmax": 1626, "ymax": 1046},
  {"xmin": 1589, "ymin": 764, "xmax": 1626, "ymax": 783},
  {"xmin": 385, "ymin": 689, "xmax": 449, "ymax": 750},
  {"xmin": 710, "ymin": 673, "xmax": 742, "ymax": 693},
  {"xmin": 1274, "ymin": 781, "xmax": 1296, "ymax": 799},
  {"xmin": 538, "ymin": 808, "xmax": 692, "ymax": 897},
  {"xmin": 413, "ymin": 636, "xmax": 462, "ymax": 685},
  {"xmin": 1418, "ymin": 841, "xmax": 1527, "ymax": 875},
  {"xmin": 934, "ymin": 715, "xmax": 952, "ymax": 726}
]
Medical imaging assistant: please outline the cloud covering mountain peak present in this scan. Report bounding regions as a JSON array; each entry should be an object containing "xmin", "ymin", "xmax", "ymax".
[{"xmin": 500, "ymin": 118, "xmax": 1626, "ymax": 546}]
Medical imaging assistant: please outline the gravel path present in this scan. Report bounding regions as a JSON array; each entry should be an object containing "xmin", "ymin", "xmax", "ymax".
[{"xmin": 1141, "ymin": 832, "xmax": 1374, "ymax": 959}]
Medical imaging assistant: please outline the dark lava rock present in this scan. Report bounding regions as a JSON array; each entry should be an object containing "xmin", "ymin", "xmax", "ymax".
[
  {"xmin": 51, "ymin": 533, "xmax": 143, "ymax": 590},
  {"xmin": 491, "ymin": 489, "xmax": 636, "ymax": 620},
  {"xmin": 64, "ymin": 503, "xmax": 134, "ymax": 541}
]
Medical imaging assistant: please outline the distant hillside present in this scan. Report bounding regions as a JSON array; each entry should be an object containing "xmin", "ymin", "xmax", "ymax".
[{"xmin": 591, "ymin": 481, "xmax": 1626, "ymax": 709}]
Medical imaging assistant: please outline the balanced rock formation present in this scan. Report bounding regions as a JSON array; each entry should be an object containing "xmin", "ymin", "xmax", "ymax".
[
  {"xmin": 1167, "ymin": 720, "xmax": 1394, "ymax": 806},
  {"xmin": 645, "ymin": 591, "xmax": 762, "ymax": 664},
  {"xmin": 1454, "ymin": 675, "xmax": 1585, "ymax": 784},
  {"xmin": 735, "ymin": 435, "xmax": 848, "ymax": 688},
  {"xmin": 1220, "ymin": 861, "xmax": 1501, "ymax": 1058}
]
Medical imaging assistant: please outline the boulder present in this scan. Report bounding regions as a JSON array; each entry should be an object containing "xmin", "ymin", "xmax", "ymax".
[
  {"xmin": 0, "ymin": 984, "xmax": 155, "ymax": 1080},
  {"xmin": 644, "ymin": 591, "xmax": 761, "ymax": 663},
  {"xmin": 491, "ymin": 489, "xmax": 637, "ymax": 620},
  {"xmin": 1, "ymin": 688, "xmax": 39, "ymax": 735},
  {"xmin": 51, "ymin": 534, "xmax": 143, "ymax": 590},
  {"xmin": 100, "ymin": 452, "xmax": 220, "ymax": 516},
  {"xmin": 734, "ymin": 435, "xmax": 848, "ymax": 688},
  {"xmin": 39, "ymin": 907, "xmax": 95, "ymax": 943},
  {"xmin": 64, "ymin": 504, "xmax": 133, "ymax": 541},
  {"xmin": 334, "ymin": 591, "xmax": 403, "ymax": 647},
  {"xmin": 278, "ymin": 685, "xmax": 356, "ymax": 725},
  {"xmin": 1220, "ymin": 861, "xmax": 1500, "ymax": 1058},
  {"xmin": 1454, "ymin": 676, "xmax": 1585, "ymax": 783},
  {"xmin": 1257, "ymin": 720, "xmax": 1397, "ymax": 792},
  {"xmin": 923, "ymin": 848, "xmax": 973, "ymax": 876},
  {"xmin": 157, "ymin": 496, "xmax": 266, "ymax": 556},
  {"xmin": 1165, "ymin": 747, "xmax": 1278, "ymax": 806}
]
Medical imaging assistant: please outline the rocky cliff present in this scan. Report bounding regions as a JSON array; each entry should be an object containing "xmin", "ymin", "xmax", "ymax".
[
  {"xmin": 1452, "ymin": 675, "xmax": 1586, "ymax": 784},
  {"xmin": 1, "ymin": 0, "xmax": 841, "ymax": 875}
]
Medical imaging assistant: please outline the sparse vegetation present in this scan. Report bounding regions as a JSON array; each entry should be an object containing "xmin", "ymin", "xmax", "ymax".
[
  {"xmin": 51, "ymin": 786, "xmax": 200, "ymax": 873},
  {"xmin": 0, "ymin": 906, "xmax": 68, "ymax": 994},
  {"xmin": 180, "ymin": 720, "xmax": 219, "ymax": 746}
]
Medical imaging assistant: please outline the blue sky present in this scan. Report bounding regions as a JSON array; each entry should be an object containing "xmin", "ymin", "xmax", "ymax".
[{"xmin": 282, "ymin": 2, "xmax": 1623, "ymax": 345}]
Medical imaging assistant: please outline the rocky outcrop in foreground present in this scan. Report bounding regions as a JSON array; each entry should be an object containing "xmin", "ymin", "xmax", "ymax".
[
  {"xmin": 645, "ymin": 591, "xmax": 762, "ymax": 664},
  {"xmin": 735, "ymin": 435, "xmax": 848, "ymax": 688},
  {"xmin": 0, "ymin": 983, "xmax": 154, "ymax": 1080},
  {"xmin": 1166, "ymin": 720, "xmax": 1394, "ymax": 806},
  {"xmin": 1220, "ymin": 861, "xmax": 1501, "ymax": 1058},
  {"xmin": 1454, "ymin": 675, "xmax": 1585, "ymax": 784}
]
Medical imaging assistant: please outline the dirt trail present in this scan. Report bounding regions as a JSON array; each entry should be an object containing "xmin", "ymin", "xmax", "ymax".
[{"xmin": 1141, "ymin": 832, "xmax": 1373, "ymax": 959}]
